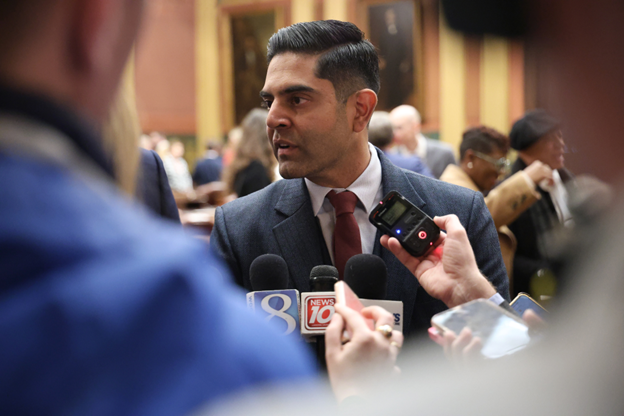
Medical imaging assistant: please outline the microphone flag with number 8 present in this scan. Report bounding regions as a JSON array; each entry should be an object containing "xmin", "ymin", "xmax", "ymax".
[{"xmin": 247, "ymin": 290, "xmax": 301, "ymax": 336}]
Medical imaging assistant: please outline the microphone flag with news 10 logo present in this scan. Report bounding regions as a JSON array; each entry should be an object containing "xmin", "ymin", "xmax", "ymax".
[
  {"xmin": 299, "ymin": 294, "xmax": 403, "ymax": 334},
  {"xmin": 246, "ymin": 290, "xmax": 301, "ymax": 336},
  {"xmin": 300, "ymin": 292, "xmax": 336, "ymax": 335}
]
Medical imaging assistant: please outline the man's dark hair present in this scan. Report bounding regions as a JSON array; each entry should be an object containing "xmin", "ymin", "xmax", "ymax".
[
  {"xmin": 267, "ymin": 20, "xmax": 380, "ymax": 101},
  {"xmin": 460, "ymin": 126, "xmax": 510, "ymax": 161}
]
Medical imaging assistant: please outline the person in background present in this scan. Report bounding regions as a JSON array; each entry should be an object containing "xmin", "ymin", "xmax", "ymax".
[
  {"xmin": 222, "ymin": 108, "xmax": 277, "ymax": 198},
  {"xmin": 507, "ymin": 110, "xmax": 573, "ymax": 296},
  {"xmin": 389, "ymin": 105, "xmax": 456, "ymax": 178},
  {"xmin": 440, "ymin": 126, "xmax": 553, "ymax": 289},
  {"xmin": 162, "ymin": 139, "xmax": 193, "ymax": 194},
  {"xmin": 139, "ymin": 134, "xmax": 152, "ymax": 150},
  {"xmin": 102, "ymin": 78, "xmax": 180, "ymax": 223},
  {"xmin": 193, "ymin": 140, "xmax": 223, "ymax": 186},
  {"xmin": 368, "ymin": 111, "xmax": 433, "ymax": 177},
  {"xmin": 221, "ymin": 126, "xmax": 243, "ymax": 167}
]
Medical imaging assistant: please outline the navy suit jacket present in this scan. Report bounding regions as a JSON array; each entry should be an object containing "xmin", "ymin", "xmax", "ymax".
[
  {"xmin": 136, "ymin": 149, "xmax": 180, "ymax": 223},
  {"xmin": 211, "ymin": 149, "xmax": 509, "ymax": 336},
  {"xmin": 193, "ymin": 156, "xmax": 222, "ymax": 186}
]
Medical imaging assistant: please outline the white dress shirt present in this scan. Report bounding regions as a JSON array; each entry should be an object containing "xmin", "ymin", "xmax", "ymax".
[
  {"xmin": 304, "ymin": 143, "xmax": 384, "ymax": 265},
  {"xmin": 539, "ymin": 170, "xmax": 574, "ymax": 227}
]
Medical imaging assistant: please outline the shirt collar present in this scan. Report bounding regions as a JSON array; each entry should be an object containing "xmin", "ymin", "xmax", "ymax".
[
  {"xmin": 0, "ymin": 82, "xmax": 115, "ymax": 179},
  {"xmin": 305, "ymin": 143, "xmax": 382, "ymax": 215},
  {"xmin": 416, "ymin": 133, "xmax": 428, "ymax": 159}
]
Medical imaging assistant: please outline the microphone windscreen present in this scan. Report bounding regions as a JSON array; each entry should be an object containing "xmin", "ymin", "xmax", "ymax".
[
  {"xmin": 344, "ymin": 254, "xmax": 387, "ymax": 300},
  {"xmin": 309, "ymin": 265, "xmax": 339, "ymax": 292},
  {"xmin": 249, "ymin": 254, "xmax": 289, "ymax": 291},
  {"xmin": 309, "ymin": 265, "xmax": 339, "ymax": 279}
]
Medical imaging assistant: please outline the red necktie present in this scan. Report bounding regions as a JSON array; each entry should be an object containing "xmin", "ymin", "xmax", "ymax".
[{"xmin": 327, "ymin": 190, "xmax": 362, "ymax": 279}]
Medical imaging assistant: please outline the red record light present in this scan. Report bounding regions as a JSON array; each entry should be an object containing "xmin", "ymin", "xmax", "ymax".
[{"xmin": 418, "ymin": 231, "xmax": 427, "ymax": 239}]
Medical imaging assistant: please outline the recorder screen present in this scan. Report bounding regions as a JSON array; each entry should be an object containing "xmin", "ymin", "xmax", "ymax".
[{"xmin": 380, "ymin": 200, "xmax": 407, "ymax": 226}]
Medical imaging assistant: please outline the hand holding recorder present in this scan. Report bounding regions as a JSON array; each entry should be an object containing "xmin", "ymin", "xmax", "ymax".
[{"xmin": 381, "ymin": 214, "xmax": 496, "ymax": 308}]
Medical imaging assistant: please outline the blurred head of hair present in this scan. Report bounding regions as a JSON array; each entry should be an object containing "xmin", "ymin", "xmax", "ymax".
[
  {"xmin": 460, "ymin": 126, "xmax": 510, "ymax": 192},
  {"xmin": 101, "ymin": 77, "xmax": 141, "ymax": 196},
  {"xmin": 155, "ymin": 139, "xmax": 171, "ymax": 159},
  {"xmin": 368, "ymin": 111, "xmax": 394, "ymax": 149},
  {"xmin": 222, "ymin": 108, "xmax": 276, "ymax": 194},
  {"xmin": 170, "ymin": 140, "xmax": 185, "ymax": 158}
]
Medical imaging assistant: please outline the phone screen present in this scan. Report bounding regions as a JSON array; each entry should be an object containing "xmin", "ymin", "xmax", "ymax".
[
  {"xmin": 510, "ymin": 294, "xmax": 548, "ymax": 319},
  {"xmin": 432, "ymin": 299, "xmax": 531, "ymax": 359}
]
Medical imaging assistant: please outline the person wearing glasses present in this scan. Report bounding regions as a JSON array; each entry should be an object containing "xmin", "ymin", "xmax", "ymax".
[{"xmin": 440, "ymin": 126, "xmax": 553, "ymax": 292}]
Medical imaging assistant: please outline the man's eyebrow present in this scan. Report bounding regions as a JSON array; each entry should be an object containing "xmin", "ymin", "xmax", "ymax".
[
  {"xmin": 283, "ymin": 85, "xmax": 315, "ymax": 94},
  {"xmin": 260, "ymin": 85, "xmax": 316, "ymax": 98}
]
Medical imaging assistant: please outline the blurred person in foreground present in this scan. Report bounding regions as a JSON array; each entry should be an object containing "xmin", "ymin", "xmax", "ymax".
[
  {"xmin": 0, "ymin": 0, "xmax": 358, "ymax": 413},
  {"xmin": 440, "ymin": 126, "xmax": 553, "ymax": 290},
  {"xmin": 221, "ymin": 108, "xmax": 277, "ymax": 198},
  {"xmin": 368, "ymin": 111, "xmax": 433, "ymax": 178},
  {"xmin": 206, "ymin": 0, "xmax": 624, "ymax": 414},
  {"xmin": 507, "ymin": 110, "xmax": 574, "ymax": 296},
  {"xmin": 389, "ymin": 104, "xmax": 456, "ymax": 178}
]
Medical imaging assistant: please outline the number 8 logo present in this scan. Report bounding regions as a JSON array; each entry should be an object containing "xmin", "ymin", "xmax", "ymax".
[{"xmin": 260, "ymin": 294, "xmax": 297, "ymax": 334}]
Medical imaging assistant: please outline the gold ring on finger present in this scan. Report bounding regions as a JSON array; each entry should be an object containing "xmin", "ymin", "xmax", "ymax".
[{"xmin": 376, "ymin": 324, "xmax": 393, "ymax": 339}]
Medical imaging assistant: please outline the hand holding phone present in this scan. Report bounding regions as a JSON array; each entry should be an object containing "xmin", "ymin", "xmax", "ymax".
[
  {"xmin": 510, "ymin": 292, "xmax": 548, "ymax": 320},
  {"xmin": 326, "ymin": 283, "xmax": 403, "ymax": 403},
  {"xmin": 431, "ymin": 299, "xmax": 531, "ymax": 359},
  {"xmin": 334, "ymin": 281, "xmax": 374, "ymax": 342}
]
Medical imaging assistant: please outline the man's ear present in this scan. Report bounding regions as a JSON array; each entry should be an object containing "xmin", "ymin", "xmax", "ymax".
[
  {"xmin": 70, "ymin": 0, "xmax": 119, "ymax": 72},
  {"xmin": 352, "ymin": 89, "xmax": 378, "ymax": 133}
]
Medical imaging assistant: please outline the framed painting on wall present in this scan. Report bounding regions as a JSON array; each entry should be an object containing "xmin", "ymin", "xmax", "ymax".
[
  {"xmin": 231, "ymin": 12, "xmax": 275, "ymax": 125},
  {"xmin": 359, "ymin": 0, "xmax": 423, "ymax": 112},
  {"xmin": 219, "ymin": 1, "xmax": 290, "ymax": 132}
]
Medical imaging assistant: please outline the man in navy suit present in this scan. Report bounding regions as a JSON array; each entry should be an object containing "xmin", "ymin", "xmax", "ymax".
[{"xmin": 210, "ymin": 20, "xmax": 509, "ymax": 337}]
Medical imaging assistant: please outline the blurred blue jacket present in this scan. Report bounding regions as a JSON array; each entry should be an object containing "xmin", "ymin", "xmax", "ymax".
[
  {"xmin": 0, "ymin": 84, "xmax": 316, "ymax": 416},
  {"xmin": 383, "ymin": 151, "xmax": 434, "ymax": 178}
]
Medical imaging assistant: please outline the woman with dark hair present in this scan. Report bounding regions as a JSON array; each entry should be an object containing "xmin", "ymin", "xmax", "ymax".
[
  {"xmin": 440, "ymin": 126, "xmax": 552, "ymax": 288},
  {"xmin": 222, "ymin": 108, "xmax": 277, "ymax": 198}
]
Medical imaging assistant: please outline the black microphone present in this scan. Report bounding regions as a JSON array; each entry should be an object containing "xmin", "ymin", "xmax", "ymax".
[
  {"xmin": 249, "ymin": 254, "xmax": 289, "ymax": 291},
  {"xmin": 344, "ymin": 254, "xmax": 387, "ymax": 299},
  {"xmin": 310, "ymin": 265, "xmax": 339, "ymax": 291},
  {"xmin": 247, "ymin": 254, "xmax": 300, "ymax": 336},
  {"xmin": 343, "ymin": 254, "xmax": 404, "ymax": 333},
  {"xmin": 304, "ymin": 265, "xmax": 338, "ymax": 371}
]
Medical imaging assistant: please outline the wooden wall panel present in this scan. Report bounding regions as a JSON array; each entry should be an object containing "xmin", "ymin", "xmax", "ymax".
[{"xmin": 135, "ymin": 0, "xmax": 196, "ymax": 135}]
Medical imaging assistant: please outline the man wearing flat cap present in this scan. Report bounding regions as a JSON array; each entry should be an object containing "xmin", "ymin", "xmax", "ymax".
[{"xmin": 507, "ymin": 109, "xmax": 574, "ymax": 296}]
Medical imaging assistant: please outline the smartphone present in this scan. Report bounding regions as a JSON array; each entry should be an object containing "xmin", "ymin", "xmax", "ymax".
[
  {"xmin": 510, "ymin": 293, "xmax": 548, "ymax": 320},
  {"xmin": 369, "ymin": 191, "xmax": 440, "ymax": 257},
  {"xmin": 335, "ymin": 281, "xmax": 375, "ymax": 342},
  {"xmin": 431, "ymin": 299, "xmax": 531, "ymax": 359}
]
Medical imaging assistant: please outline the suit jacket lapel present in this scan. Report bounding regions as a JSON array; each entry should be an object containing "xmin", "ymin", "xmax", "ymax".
[
  {"xmin": 373, "ymin": 150, "xmax": 427, "ymax": 320},
  {"xmin": 273, "ymin": 179, "xmax": 328, "ymax": 292}
]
